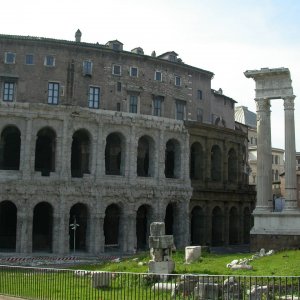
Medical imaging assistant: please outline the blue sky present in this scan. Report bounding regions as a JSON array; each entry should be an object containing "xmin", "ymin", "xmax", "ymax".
[{"xmin": 2, "ymin": 0, "xmax": 300, "ymax": 150}]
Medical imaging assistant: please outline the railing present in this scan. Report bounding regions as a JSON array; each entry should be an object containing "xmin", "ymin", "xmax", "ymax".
[{"xmin": 1, "ymin": 265, "xmax": 300, "ymax": 299}]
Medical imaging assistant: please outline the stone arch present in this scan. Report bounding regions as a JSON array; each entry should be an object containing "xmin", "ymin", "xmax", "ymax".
[
  {"xmin": 69, "ymin": 203, "xmax": 88, "ymax": 252},
  {"xmin": 104, "ymin": 204, "xmax": 121, "ymax": 247},
  {"xmin": 136, "ymin": 204, "xmax": 152, "ymax": 250},
  {"xmin": 165, "ymin": 139, "xmax": 181, "ymax": 179},
  {"xmin": 0, "ymin": 200, "xmax": 17, "ymax": 251},
  {"xmin": 190, "ymin": 205, "xmax": 205, "ymax": 245},
  {"xmin": 229, "ymin": 206, "xmax": 239, "ymax": 244},
  {"xmin": 34, "ymin": 127, "xmax": 56, "ymax": 176},
  {"xmin": 228, "ymin": 148, "xmax": 238, "ymax": 183},
  {"xmin": 211, "ymin": 145, "xmax": 222, "ymax": 182},
  {"xmin": 105, "ymin": 132, "xmax": 125, "ymax": 175},
  {"xmin": 32, "ymin": 202, "xmax": 53, "ymax": 252},
  {"xmin": 211, "ymin": 206, "xmax": 223, "ymax": 246},
  {"xmin": 137, "ymin": 135, "xmax": 155, "ymax": 177},
  {"xmin": 71, "ymin": 129, "xmax": 91, "ymax": 178},
  {"xmin": 164, "ymin": 202, "xmax": 180, "ymax": 246},
  {"xmin": 0, "ymin": 125, "xmax": 21, "ymax": 170},
  {"xmin": 243, "ymin": 207, "xmax": 251, "ymax": 244},
  {"xmin": 190, "ymin": 142, "xmax": 204, "ymax": 180}
]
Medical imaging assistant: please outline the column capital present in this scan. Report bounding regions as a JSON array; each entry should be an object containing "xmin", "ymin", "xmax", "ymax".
[
  {"xmin": 283, "ymin": 96, "xmax": 295, "ymax": 110},
  {"xmin": 255, "ymin": 98, "xmax": 271, "ymax": 112}
]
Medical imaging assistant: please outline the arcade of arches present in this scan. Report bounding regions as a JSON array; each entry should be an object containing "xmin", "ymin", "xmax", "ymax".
[{"xmin": 0, "ymin": 107, "xmax": 255, "ymax": 254}]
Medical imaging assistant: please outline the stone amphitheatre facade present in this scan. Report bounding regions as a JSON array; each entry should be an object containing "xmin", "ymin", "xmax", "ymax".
[{"xmin": 0, "ymin": 31, "xmax": 255, "ymax": 255}]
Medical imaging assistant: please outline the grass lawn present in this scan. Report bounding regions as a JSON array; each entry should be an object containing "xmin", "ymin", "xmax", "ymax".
[{"xmin": 73, "ymin": 249, "xmax": 300, "ymax": 276}]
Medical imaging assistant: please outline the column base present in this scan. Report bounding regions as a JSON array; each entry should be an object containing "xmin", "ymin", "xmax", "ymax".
[{"xmin": 250, "ymin": 210, "xmax": 300, "ymax": 251}]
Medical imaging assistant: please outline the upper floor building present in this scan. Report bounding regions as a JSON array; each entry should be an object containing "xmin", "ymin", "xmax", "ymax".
[{"xmin": 0, "ymin": 31, "xmax": 236, "ymax": 128}]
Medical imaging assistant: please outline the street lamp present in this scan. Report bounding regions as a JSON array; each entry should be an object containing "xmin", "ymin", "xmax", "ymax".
[{"xmin": 70, "ymin": 216, "xmax": 79, "ymax": 254}]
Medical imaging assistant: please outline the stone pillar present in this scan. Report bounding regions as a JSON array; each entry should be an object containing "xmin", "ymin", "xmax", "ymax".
[
  {"xmin": 223, "ymin": 141, "xmax": 228, "ymax": 185},
  {"xmin": 16, "ymin": 206, "xmax": 33, "ymax": 253},
  {"xmin": 157, "ymin": 129, "xmax": 165, "ymax": 182},
  {"xmin": 21, "ymin": 118, "xmax": 33, "ymax": 179},
  {"xmin": 60, "ymin": 118, "xmax": 70, "ymax": 179},
  {"xmin": 176, "ymin": 200, "xmax": 190, "ymax": 248},
  {"xmin": 96, "ymin": 126, "xmax": 104, "ymax": 178},
  {"xmin": 120, "ymin": 206, "xmax": 136, "ymax": 253},
  {"xmin": 283, "ymin": 96, "xmax": 298, "ymax": 210},
  {"xmin": 255, "ymin": 98, "xmax": 273, "ymax": 211},
  {"xmin": 53, "ymin": 198, "xmax": 69, "ymax": 254}
]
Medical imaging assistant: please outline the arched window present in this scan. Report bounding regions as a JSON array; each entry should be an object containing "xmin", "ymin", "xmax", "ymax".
[
  {"xmin": 136, "ymin": 205, "xmax": 152, "ymax": 250},
  {"xmin": 71, "ymin": 129, "xmax": 90, "ymax": 178},
  {"xmin": 69, "ymin": 203, "xmax": 88, "ymax": 252},
  {"xmin": 229, "ymin": 207, "xmax": 239, "ymax": 244},
  {"xmin": 228, "ymin": 148, "xmax": 237, "ymax": 183},
  {"xmin": 165, "ymin": 139, "xmax": 181, "ymax": 179},
  {"xmin": 190, "ymin": 142, "xmax": 204, "ymax": 180},
  {"xmin": 35, "ymin": 127, "xmax": 56, "ymax": 176},
  {"xmin": 105, "ymin": 133, "xmax": 124, "ymax": 175},
  {"xmin": 137, "ymin": 136, "xmax": 154, "ymax": 177},
  {"xmin": 0, "ymin": 126, "xmax": 21, "ymax": 170},
  {"xmin": 33, "ymin": 202, "xmax": 53, "ymax": 252},
  {"xmin": 104, "ymin": 204, "xmax": 120, "ymax": 246},
  {"xmin": 0, "ymin": 201, "xmax": 17, "ymax": 251},
  {"xmin": 212, "ymin": 206, "xmax": 223, "ymax": 246},
  {"xmin": 190, "ymin": 206, "xmax": 205, "ymax": 245},
  {"xmin": 211, "ymin": 145, "xmax": 222, "ymax": 182}
]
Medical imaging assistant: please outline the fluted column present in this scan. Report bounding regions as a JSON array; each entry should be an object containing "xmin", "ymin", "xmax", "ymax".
[
  {"xmin": 283, "ymin": 96, "xmax": 298, "ymax": 210},
  {"xmin": 255, "ymin": 98, "xmax": 273, "ymax": 211}
]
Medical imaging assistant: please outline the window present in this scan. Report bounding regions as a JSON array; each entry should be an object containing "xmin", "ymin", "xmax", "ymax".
[
  {"xmin": 44, "ymin": 55, "xmax": 55, "ymax": 67},
  {"xmin": 175, "ymin": 76, "xmax": 181, "ymax": 86},
  {"xmin": 117, "ymin": 82, "xmax": 122, "ymax": 92},
  {"xmin": 176, "ymin": 100, "xmax": 186, "ymax": 120},
  {"xmin": 197, "ymin": 108, "xmax": 203, "ymax": 122},
  {"xmin": 25, "ymin": 54, "xmax": 34, "ymax": 65},
  {"xmin": 112, "ymin": 65, "xmax": 121, "ymax": 75},
  {"xmin": 83, "ymin": 60, "xmax": 93, "ymax": 76},
  {"xmin": 88, "ymin": 86, "xmax": 100, "ymax": 109},
  {"xmin": 3, "ymin": 82, "xmax": 15, "ymax": 101},
  {"xmin": 117, "ymin": 103, "xmax": 121, "ymax": 111},
  {"xmin": 154, "ymin": 71, "xmax": 162, "ymax": 81},
  {"xmin": 130, "ymin": 67, "xmax": 138, "ymax": 77},
  {"xmin": 197, "ymin": 89, "xmax": 203, "ymax": 100},
  {"xmin": 47, "ymin": 82, "xmax": 59, "ymax": 104},
  {"xmin": 113, "ymin": 43, "xmax": 120, "ymax": 51},
  {"xmin": 153, "ymin": 96, "xmax": 163, "ymax": 116},
  {"xmin": 5, "ymin": 52, "xmax": 16, "ymax": 64},
  {"xmin": 129, "ymin": 95, "xmax": 138, "ymax": 113}
]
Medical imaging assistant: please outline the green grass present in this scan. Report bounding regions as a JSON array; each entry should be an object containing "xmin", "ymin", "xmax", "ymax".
[
  {"xmin": 1, "ymin": 250, "xmax": 300, "ymax": 299},
  {"xmin": 73, "ymin": 249, "xmax": 300, "ymax": 276}
]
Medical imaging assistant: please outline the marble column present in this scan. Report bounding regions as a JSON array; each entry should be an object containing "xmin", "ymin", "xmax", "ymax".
[
  {"xmin": 283, "ymin": 96, "xmax": 298, "ymax": 210},
  {"xmin": 255, "ymin": 98, "xmax": 273, "ymax": 211}
]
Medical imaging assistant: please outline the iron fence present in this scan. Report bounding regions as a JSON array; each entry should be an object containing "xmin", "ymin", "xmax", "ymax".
[{"xmin": 1, "ymin": 265, "xmax": 300, "ymax": 299}]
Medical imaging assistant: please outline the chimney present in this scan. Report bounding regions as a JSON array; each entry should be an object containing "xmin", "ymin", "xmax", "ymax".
[{"xmin": 75, "ymin": 29, "xmax": 82, "ymax": 42}]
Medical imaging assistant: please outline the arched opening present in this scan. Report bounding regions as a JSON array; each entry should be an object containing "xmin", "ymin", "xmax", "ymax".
[
  {"xmin": 34, "ymin": 127, "xmax": 56, "ymax": 176},
  {"xmin": 212, "ymin": 206, "xmax": 223, "ymax": 246},
  {"xmin": 211, "ymin": 145, "xmax": 222, "ymax": 182},
  {"xmin": 165, "ymin": 203, "xmax": 174, "ymax": 235},
  {"xmin": 229, "ymin": 207, "xmax": 239, "ymax": 244},
  {"xmin": 32, "ymin": 202, "xmax": 53, "ymax": 252},
  {"xmin": 243, "ymin": 207, "xmax": 251, "ymax": 244},
  {"xmin": 136, "ymin": 205, "xmax": 151, "ymax": 250},
  {"xmin": 71, "ymin": 129, "xmax": 90, "ymax": 178},
  {"xmin": 137, "ymin": 136, "xmax": 154, "ymax": 177},
  {"xmin": 69, "ymin": 203, "xmax": 88, "ymax": 252},
  {"xmin": 190, "ymin": 142, "xmax": 204, "ymax": 180},
  {"xmin": 228, "ymin": 148, "xmax": 238, "ymax": 183},
  {"xmin": 0, "ymin": 126, "xmax": 21, "ymax": 170},
  {"xmin": 190, "ymin": 206, "xmax": 205, "ymax": 245},
  {"xmin": 105, "ymin": 133, "xmax": 124, "ymax": 175},
  {"xmin": 165, "ymin": 139, "xmax": 181, "ymax": 179},
  {"xmin": 0, "ymin": 201, "xmax": 17, "ymax": 251},
  {"xmin": 104, "ymin": 204, "xmax": 120, "ymax": 247}
]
